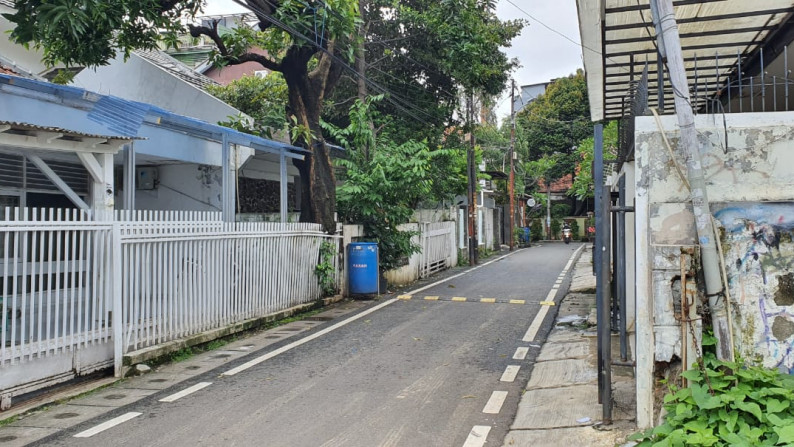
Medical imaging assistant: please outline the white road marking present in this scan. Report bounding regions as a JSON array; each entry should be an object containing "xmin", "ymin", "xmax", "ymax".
[
  {"xmin": 406, "ymin": 251, "xmax": 520, "ymax": 296},
  {"xmin": 73, "ymin": 412, "xmax": 142, "ymax": 438},
  {"xmin": 462, "ymin": 425, "xmax": 492, "ymax": 447},
  {"xmin": 523, "ymin": 246, "xmax": 585, "ymax": 343},
  {"xmin": 159, "ymin": 382, "xmax": 212, "ymax": 403},
  {"xmin": 223, "ymin": 299, "xmax": 398, "ymax": 376},
  {"xmin": 513, "ymin": 347, "xmax": 529, "ymax": 360},
  {"xmin": 500, "ymin": 365, "xmax": 521, "ymax": 382},
  {"xmin": 482, "ymin": 391, "xmax": 508, "ymax": 414},
  {"xmin": 522, "ymin": 305, "xmax": 550, "ymax": 342},
  {"xmin": 223, "ymin": 250, "xmax": 523, "ymax": 377}
]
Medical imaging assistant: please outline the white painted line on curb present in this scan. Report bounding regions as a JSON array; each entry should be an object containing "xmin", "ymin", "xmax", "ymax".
[
  {"xmin": 74, "ymin": 412, "xmax": 142, "ymax": 438},
  {"xmin": 223, "ymin": 299, "xmax": 397, "ymax": 376},
  {"xmin": 159, "ymin": 382, "xmax": 212, "ymax": 403},
  {"xmin": 500, "ymin": 365, "xmax": 521, "ymax": 382},
  {"xmin": 522, "ymin": 305, "xmax": 550, "ymax": 342},
  {"xmin": 482, "ymin": 391, "xmax": 508, "ymax": 414},
  {"xmin": 545, "ymin": 288, "xmax": 558, "ymax": 302},
  {"xmin": 513, "ymin": 347, "xmax": 529, "ymax": 360},
  {"xmin": 462, "ymin": 425, "xmax": 492, "ymax": 447}
]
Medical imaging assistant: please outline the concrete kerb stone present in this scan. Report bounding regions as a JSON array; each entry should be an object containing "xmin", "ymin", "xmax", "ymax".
[{"xmin": 122, "ymin": 294, "xmax": 345, "ymax": 368}]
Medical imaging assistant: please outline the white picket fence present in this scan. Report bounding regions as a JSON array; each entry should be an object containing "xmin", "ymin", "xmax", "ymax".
[
  {"xmin": 419, "ymin": 222, "xmax": 455, "ymax": 279},
  {"xmin": 0, "ymin": 207, "xmax": 339, "ymax": 399},
  {"xmin": 116, "ymin": 210, "xmax": 339, "ymax": 352}
]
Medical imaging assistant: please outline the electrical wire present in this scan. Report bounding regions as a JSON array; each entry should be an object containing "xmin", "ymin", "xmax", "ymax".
[{"xmin": 228, "ymin": 0, "xmax": 441, "ymax": 123}]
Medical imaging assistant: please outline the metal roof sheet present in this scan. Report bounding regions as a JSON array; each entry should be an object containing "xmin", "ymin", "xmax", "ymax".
[
  {"xmin": 0, "ymin": 74, "xmax": 307, "ymax": 157},
  {"xmin": 0, "ymin": 120, "xmax": 139, "ymax": 141},
  {"xmin": 134, "ymin": 49, "xmax": 219, "ymax": 91},
  {"xmin": 577, "ymin": 0, "xmax": 794, "ymax": 121}
]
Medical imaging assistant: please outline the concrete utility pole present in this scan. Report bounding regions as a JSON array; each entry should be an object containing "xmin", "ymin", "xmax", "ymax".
[
  {"xmin": 509, "ymin": 80, "xmax": 516, "ymax": 250},
  {"xmin": 650, "ymin": 0, "xmax": 733, "ymax": 361},
  {"xmin": 467, "ymin": 91, "xmax": 479, "ymax": 265}
]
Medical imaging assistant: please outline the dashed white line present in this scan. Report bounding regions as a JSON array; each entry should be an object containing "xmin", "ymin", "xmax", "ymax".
[
  {"xmin": 462, "ymin": 425, "xmax": 492, "ymax": 447},
  {"xmin": 500, "ymin": 365, "xmax": 521, "ymax": 382},
  {"xmin": 513, "ymin": 347, "xmax": 529, "ymax": 360},
  {"xmin": 223, "ymin": 299, "xmax": 397, "ymax": 376},
  {"xmin": 482, "ymin": 391, "xmax": 508, "ymax": 414},
  {"xmin": 159, "ymin": 382, "xmax": 212, "ymax": 403},
  {"xmin": 523, "ymin": 303, "xmax": 551, "ymax": 342},
  {"xmin": 73, "ymin": 412, "xmax": 142, "ymax": 438}
]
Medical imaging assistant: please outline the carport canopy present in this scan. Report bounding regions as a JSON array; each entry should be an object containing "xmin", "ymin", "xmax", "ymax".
[{"xmin": 576, "ymin": 0, "xmax": 794, "ymax": 121}]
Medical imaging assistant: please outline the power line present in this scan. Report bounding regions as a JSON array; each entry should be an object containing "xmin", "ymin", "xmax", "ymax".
[{"xmin": 229, "ymin": 0, "xmax": 440, "ymax": 123}]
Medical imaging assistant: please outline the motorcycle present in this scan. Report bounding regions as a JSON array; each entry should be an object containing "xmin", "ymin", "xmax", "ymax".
[{"xmin": 562, "ymin": 225, "xmax": 572, "ymax": 245}]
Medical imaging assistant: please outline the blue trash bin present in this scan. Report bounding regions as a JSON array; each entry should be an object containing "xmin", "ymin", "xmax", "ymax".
[{"xmin": 348, "ymin": 242, "xmax": 379, "ymax": 295}]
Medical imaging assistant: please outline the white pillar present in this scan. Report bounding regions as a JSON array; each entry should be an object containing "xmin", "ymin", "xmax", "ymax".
[
  {"xmin": 280, "ymin": 152, "xmax": 288, "ymax": 223},
  {"xmin": 221, "ymin": 135, "xmax": 235, "ymax": 222},
  {"xmin": 123, "ymin": 143, "xmax": 136, "ymax": 212}
]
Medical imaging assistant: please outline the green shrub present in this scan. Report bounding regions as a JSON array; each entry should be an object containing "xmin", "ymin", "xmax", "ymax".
[
  {"xmin": 550, "ymin": 218, "xmax": 561, "ymax": 239},
  {"xmin": 530, "ymin": 219, "xmax": 543, "ymax": 242},
  {"xmin": 569, "ymin": 219, "xmax": 580, "ymax": 238},
  {"xmin": 551, "ymin": 203, "xmax": 570, "ymax": 218},
  {"xmin": 630, "ymin": 333, "xmax": 794, "ymax": 446}
]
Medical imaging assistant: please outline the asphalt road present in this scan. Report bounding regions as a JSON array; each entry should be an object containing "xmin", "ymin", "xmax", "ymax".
[{"xmin": 33, "ymin": 242, "xmax": 582, "ymax": 447}]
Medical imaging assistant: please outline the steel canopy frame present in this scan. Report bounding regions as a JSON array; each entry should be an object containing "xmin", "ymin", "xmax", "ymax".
[{"xmin": 576, "ymin": 0, "xmax": 794, "ymax": 121}]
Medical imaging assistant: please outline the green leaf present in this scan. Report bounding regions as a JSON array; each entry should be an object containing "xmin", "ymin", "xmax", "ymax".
[
  {"xmin": 767, "ymin": 398, "xmax": 790, "ymax": 413},
  {"xmin": 735, "ymin": 400, "xmax": 764, "ymax": 422},
  {"xmin": 692, "ymin": 384, "xmax": 723, "ymax": 410}
]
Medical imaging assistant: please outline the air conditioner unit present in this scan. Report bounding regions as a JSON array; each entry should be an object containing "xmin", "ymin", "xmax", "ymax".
[{"xmin": 136, "ymin": 167, "xmax": 158, "ymax": 190}]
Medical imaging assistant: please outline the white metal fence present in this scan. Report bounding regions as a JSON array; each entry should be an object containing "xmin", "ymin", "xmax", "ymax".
[
  {"xmin": 0, "ymin": 208, "xmax": 114, "ymax": 367},
  {"xmin": 116, "ymin": 210, "xmax": 340, "ymax": 353},
  {"xmin": 1, "ymin": 207, "xmax": 340, "ymax": 399},
  {"xmin": 419, "ymin": 222, "xmax": 455, "ymax": 279}
]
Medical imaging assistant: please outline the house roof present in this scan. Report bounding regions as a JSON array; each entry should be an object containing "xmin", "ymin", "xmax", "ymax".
[
  {"xmin": 0, "ymin": 120, "xmax": 140, "ymax": 142},
  {"xmin": 576, "ymin": 0, "xmax": 794, "ymax": 121},
  {"xmin": 0, "ymin": 74, "xmax": 307, "ymax": 159},
  {"xmin": 134, "ymin": 49, "xmax": 219, "ymax": 91},
  {"xmin": 0, "ymin": 0, "xmax": 12, "ymax": 7},
  {"xmin": 537, "ymin": 174, "xmax": 574, "ymax": 193}
]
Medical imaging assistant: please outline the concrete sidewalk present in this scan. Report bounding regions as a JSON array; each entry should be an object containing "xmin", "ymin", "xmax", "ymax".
[{"xmin": 503, "ymin": 246, "xmax": 637, "ymax": 447}]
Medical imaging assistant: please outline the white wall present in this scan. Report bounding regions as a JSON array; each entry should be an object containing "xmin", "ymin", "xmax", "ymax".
[{"xmin": 73, "ymin": 53, "xmax": 239, "ymax": 125}]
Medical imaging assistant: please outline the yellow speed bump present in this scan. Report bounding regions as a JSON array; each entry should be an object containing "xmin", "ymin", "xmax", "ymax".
[
  {"xmin": 480, "ymin": 298, "xmax": 496, "ymax": 303},
  {"xmin": 398, "ymin": 295, "xmax": 412, "ymax": 300},
  {"xmin": 424, "ymin": 296, "xmax": 439, "ymax": 301},
  {"xmin": 539, "ymin": 301, "xmax": 556, "ymax": 306},
  {"xmin": 509, "ymin": 299, "xmax": 526, "ymax": 305},
  {"xmin": 451, "ymin": 297, "xmax": 467, "ymax": 302}
]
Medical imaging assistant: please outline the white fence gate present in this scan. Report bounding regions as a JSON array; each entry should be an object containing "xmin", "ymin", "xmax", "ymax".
[
  {"xmin": 0, "ymin": 207, "xmax": 340, "ymax": 405},
  {"xmin": 0, "ymin": 208, "xmax": 115, "ymax": 402},
  {"xmin": 418, "ymin": 222, "xmax": 455, "ymax": 279}
]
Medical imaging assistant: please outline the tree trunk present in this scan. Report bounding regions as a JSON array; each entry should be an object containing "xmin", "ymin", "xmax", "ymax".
[{"xmin": 283, "ymin": 61, "xmax": 337, "ymax": 234}]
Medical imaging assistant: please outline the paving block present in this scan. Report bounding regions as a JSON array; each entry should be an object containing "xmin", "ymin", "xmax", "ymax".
[
  {"xmin": 526, "ymin": 358, "xmax": 597, "ymax": 389},
  {"xmin": 115, "ymin": 372, "xmax": 194, "ymax": 391},
  {"xmin": 511, "ymin": 385, "xmax": 602, "ymax": 430},
  {"xmin": 9, "ymin": 404, "xmax": 110, "ymax": 429},
  {"xmin": 70, "ymin": 387, "xmax": 157, "ymax": 408},
  {"xmin": 536, "ymin": 340, "xmax": 591, "ymax": 362},
  {"xmin": 0, "ymin": 425, "xmax": 59, "ymax": 447},
  {"xmin": 503, "ymin": 426, "xmax": 630, "ymax": 447}
]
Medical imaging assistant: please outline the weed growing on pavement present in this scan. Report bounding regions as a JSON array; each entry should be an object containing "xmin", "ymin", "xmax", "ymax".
[
  {"xmin": 629, "ymin": 333, "xmax": 794, "ymax": 446},
  {"xmin": 315, "ymin": 241, "xmax": 338, "ymax": 297}
]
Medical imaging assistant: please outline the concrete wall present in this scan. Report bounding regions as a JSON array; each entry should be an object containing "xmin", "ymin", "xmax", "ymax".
[{"xmin": 634, "ymin": 111, "xmax": 794, "ymax": 426}]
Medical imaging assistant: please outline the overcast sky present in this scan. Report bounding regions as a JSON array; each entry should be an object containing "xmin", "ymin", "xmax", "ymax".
[{"xmin": 201, "ymin": 0, "xmax": 584, "ymax": 123}]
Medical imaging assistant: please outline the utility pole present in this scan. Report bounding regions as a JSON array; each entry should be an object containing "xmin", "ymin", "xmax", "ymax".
[
  {"xmin": 650, "ymin": 0, "xmax": 733, "ymax": 361},
  {"xmin": 509, "ymin": 80, "xmax": 516, "ymax": 250},
  {"xmin": 467, "ymin": 91, "xmax": 478, "ymax": 265}
]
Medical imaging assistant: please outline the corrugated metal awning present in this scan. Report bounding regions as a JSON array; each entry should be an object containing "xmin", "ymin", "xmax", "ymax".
[{"xmin": 577, "ymin": 0, "xmax": 794, "ymax": 121}]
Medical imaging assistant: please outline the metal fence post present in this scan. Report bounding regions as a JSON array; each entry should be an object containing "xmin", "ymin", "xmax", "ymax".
[{"xmin": 112, "ymin": 222, "xmax": 123, "ymax": 377}]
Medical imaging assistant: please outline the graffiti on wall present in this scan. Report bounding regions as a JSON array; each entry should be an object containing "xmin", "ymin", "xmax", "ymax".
[{"xmin": 714, "ymin": 202, "xmax": 794, "ymax": 372}]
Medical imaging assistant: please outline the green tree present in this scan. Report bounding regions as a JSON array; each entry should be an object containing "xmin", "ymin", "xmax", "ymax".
[
  {"xmin": 515, "ymin": 70, "xmax": 591, "ymax": 195},
  {"xmin": 569, "ymin": 120, "xmax": 618, "ymax": 200},
  {"xmin": 206, "ymin": 73, "xmax": 289, "ymax": 139},
  {"xmin": 329, "ymin": 97, "xmax": 446, "ymax": 271}
]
